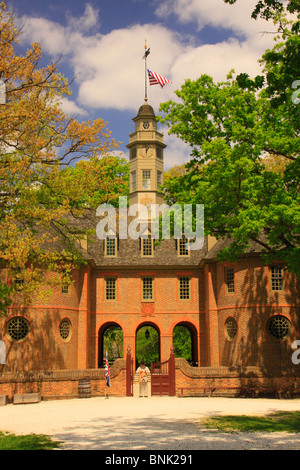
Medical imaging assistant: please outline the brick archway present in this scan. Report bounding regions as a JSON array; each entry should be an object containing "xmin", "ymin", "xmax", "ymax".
[
  {"xmin": 172, "ymin": 321, "xmax": 199, "ymax": 366},
  {"xmin": 98, "ymin": 321, "xmax": 124, "ymax": 368},
  {"xmin": 135, "ymin": 321, "xmax": 160, "ymax": 370}
]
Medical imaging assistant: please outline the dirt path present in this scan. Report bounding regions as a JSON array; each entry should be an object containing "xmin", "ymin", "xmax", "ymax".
[{"xmin": 1, "ymin": 396, "xmax": 300, "ymax": 450}]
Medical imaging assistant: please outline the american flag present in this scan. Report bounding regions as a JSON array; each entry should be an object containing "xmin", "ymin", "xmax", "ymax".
[
  {"xmin": 105, "ymin": 351, "xmax": 110, "ymax": 387},
  {"xmin": 148, "ymin": 69, "xmax": 172, "ymax": 88}
]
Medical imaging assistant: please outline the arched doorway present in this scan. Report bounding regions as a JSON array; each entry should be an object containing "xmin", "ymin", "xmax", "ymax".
[
  {"xmin": 173, "ymin": 322, "xmax": 198, "ymax": 366},
  {"xmin": 135, "ymin": 323, "xmax": 160, "ymax": 369},
  {"xmin": 98, "ymin": 322, "xmax": 123, "ymax": 368}
]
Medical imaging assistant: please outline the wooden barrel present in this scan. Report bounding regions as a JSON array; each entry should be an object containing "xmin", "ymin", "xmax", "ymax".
[{"xmin": 78, "ymin": 379, "xmax": 91, "ymax": 398}]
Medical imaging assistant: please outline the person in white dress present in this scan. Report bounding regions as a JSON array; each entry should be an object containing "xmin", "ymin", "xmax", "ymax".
[{"xmin": 136, "ymin": 361, "xmax": 150, "ymax": 397}]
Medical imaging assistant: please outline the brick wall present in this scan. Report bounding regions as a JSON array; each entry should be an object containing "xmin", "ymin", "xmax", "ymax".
[
  {"xmin": 0, "ymin": 253, "xmax": 299, "ymax": 379},
  {"xmin": 175, "ymin": 359, "xmax": 300, "ymax": 397},
  {"xmin": 2, "ymin": 358, "xmax": 299, "ymax": 401},
  {"xmin": 212, "ymin": 257, "xmax": 300, "ymax": 373},
  {"xmin": 91, "ymin": 267, "xmax": 202, "ymax": 367},
  {"xmin": 0, "ymin": 359, "xmax": 126, "ymax": 401}
]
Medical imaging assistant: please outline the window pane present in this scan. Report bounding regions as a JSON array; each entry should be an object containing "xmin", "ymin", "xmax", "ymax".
[
  {"xmin": 142, "ymin": 170, "xmax": 151, "ymax": 189},
  {"xmin": 131, "ymin": 171, "xmax": 136, "ymax": 191},
  {"xmin": 142, "ymin": 277, "xmax": 153, "ymax": 300},
  {"xmin": 59, "ymin": 318, "xmax": 72, "ymax": 341},
  {"xmin": 271, "ymin": 266, "xmax": 283, "ymax": 291},
  {"xmin": 179, "ymin": 276, "xmax": 190, "ymax": 299},
  {"xmin": 225, "ymin": 317, "xmax": 238, "ymax": 340},
  {"xmin": 142, "ymin": 238, "xmax": 152, "ymax": 256},
  {"xmin": 225, "ymin": 267, "xmax": 235, "ymax": 293},
  {"xmin": 156, "ymin": 148, "xmax": 163, "ymax": 159},
  {"xmin": 6, "ymin": 317, "xmax": 30, "ymax": 342},
  {"xmin": 157, "ymin": 171, "xmax": 162, "ymax": 187},
  {"xmin": 106, "ymin": 238, "xmax": 116, "ymax": 256},
  {"xmin": 62, "ymin": 283, "xmax": 70, "ymax": 294},
  {"xmin": 178, "ymin": 238, "xmax": 189, "ymax": 256},
  {"xmin": 130, "ymin": 148, "xmax": 137, "ymax": 160},
  {"xmin": 105, "ymin": 277, "xmax": 116, "ymax": 300},
  {"xmin": 267, "ymin": 315, "xmax": 291, "ymax": 340}
]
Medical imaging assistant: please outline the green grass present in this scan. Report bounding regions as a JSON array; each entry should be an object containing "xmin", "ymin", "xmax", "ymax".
[
  {"xmin": 200, "ymin": 411, "xmax": 300, "ymax": 433},
  {"xmin": 0, "ymin": 431, "xmax": 61, "ymax": 450}
]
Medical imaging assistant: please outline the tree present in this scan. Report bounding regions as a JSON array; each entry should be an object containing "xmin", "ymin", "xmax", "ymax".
[
  {"xmin": 0, "ymin": 1, "xmax": 127, "ymax": 308},
  {"xmin": 103, "ymin": 325, "xmax": 124, "ymax": 364},
  {"xmin": 224, "ymin": 0, "xmax": 299, "ymax": 23},
  {"xmin": 159, "ymin": 10, "xmax": 300, "ymax": 275},
  {"xmin": 0, "ymin": 281, "xmax": 12, "ymax": 316},
  {"xmin": 173, "ymin": 325, "xmax": 192, "ymax": 362},
  {"xmin": 136, "ymin": 326, "xmax": 159, "ymax": 367}
]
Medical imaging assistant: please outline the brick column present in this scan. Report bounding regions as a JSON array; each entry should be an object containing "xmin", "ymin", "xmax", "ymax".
[
  {"xmin": 206, "ymin": 264, "xmax": 219, "ymax": 367},
  {"xmin": 196, "ymin": 331, "xmax": 201, "ymax": 366},
  {"xmin": 78, "ymin": 267, "xmax": 90, "ymax": 369},
  {"xmin": 161, "ymin": 334, "xmax": 173, "ymax": 363},
  {"xmin": 123, "ymin": 334, "xmax": 136, "ymax": 367}
]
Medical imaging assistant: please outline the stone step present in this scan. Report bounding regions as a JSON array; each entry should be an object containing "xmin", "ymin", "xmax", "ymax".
[
  {"xmin": 13, "ymin": 393, "xmax": 41, "ymax": 405},
  {"xmin": 0, "ymin": 395, "xmax": 8, "ymax": 406}
]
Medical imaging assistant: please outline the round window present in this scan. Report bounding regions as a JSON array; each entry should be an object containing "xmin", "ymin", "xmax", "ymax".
[
  {"xmin": 225, "ymin": 317, "xmax": 238, "ymax": 341},
  {"xmin": 267, "ymin": 315, "xmax": 292, "ymax": 341},
  {"xmin": 59, "ymin": 318, "xmax": 72, "ymax": 341},
  {"xmin": 143, "ymin": 121, "xmax": 150, "ymax": 129},
  {"xmin": 6, "ymin": 316, "xmax": 30, "ymax": 342}
]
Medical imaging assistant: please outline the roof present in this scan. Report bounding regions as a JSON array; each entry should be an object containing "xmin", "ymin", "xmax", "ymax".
[{"xmin": 133, "ymin": 102, "xmax": 156, "ymax": 121}]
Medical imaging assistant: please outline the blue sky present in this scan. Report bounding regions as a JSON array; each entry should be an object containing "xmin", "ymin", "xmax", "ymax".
[{"xmin": 7, "ymin": 0, "xmax": 276, "ymax": 168}]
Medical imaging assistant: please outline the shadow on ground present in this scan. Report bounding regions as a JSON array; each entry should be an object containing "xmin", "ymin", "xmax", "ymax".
[{"xmin": 56, "ymin": 415, "xmax": 300, "ymax": 450}]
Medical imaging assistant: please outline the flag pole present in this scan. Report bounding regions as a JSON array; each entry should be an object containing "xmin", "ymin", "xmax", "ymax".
[
  {"xmin": 105, "ymin": 350, "xmax": 109, "ymax": 399},
  {"xmin": 144, "ymin": 40, "xmax": 148, "ymax": 103},
  {"xmin": 105, "ymin": 349, "xmax": 107, "ymax": 399}
]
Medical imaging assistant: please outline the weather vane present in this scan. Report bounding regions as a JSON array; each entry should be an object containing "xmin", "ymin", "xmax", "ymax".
[{"xmin": 143, "ymin": 39, "xmax": 150, "ymax": 102}]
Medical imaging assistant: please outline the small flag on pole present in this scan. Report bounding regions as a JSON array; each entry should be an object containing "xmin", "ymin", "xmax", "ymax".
[
  {"xmin": 143, "ymin": 47, "xmax": 150, "ymax": 59},
  {"xmin": 148, "ymin": 69, "xmax": 172, "ymax": 88},
  {"xmin": 105, "ymin": 351, "xmax": 110, "ymax": 388}
]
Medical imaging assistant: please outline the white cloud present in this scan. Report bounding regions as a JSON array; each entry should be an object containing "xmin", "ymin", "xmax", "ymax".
[
  {"xmin": 162, "ymin": 129, "xmax": 192, "ymax": 169},
  {"xmin": 20, "ymin": 16, "xmax": 69, "ymax": 56},
  {"xmin": 59, "ymin": 97, "xmax": 88, "ymax": 117},
  {"xmin": 18, "ymin": 10, "xmax": 182, "ymax": 112},
  {"xmin": 12, "ymin": 1, "xmax": 284, "ymax": 170},
  {"xmin": 66, "ymin": 3, "xmax": 100, "ymax": 33},
  {"xmin": 17, "ymin": 1, "xmax": 276, "ymax": 116},
  {"xmin": 170, "ymin": 38, "xmax": 267, "ymax": 86},
  {"xmin": 156, "ymin": 0, "xmax": 273, "ymax": 41},
  {"xmin": 155, "ymin": 0, "xmax": 276, "ymax": 85},
  {"xmin": 76, "ymin": 24, "xmax": 182, "ymax": 112}
]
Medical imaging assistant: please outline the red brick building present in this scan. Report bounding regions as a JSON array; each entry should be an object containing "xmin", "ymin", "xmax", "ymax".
[{"xmin": 0, "ymin": 102, "xmax": 299, "ymax": 398}]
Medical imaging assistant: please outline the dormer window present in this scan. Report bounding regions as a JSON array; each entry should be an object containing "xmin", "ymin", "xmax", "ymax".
[
  {"xmin": 177, "ymin": 237, "xmax": 190, "ymax": 257},
  {"xmin": 105, "ymin": 237, "xmax": 117, "ymax": 257},
  {"xmin": 142, "ymin": 238, "xmax": 153, "ymax": 257}
]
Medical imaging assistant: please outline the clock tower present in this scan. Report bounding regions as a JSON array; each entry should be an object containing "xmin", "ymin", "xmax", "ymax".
[{"xmin": 127, "ymin": 101, "xmax": 166, "ymax": 216}]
